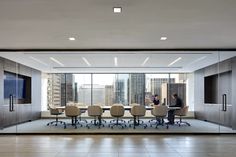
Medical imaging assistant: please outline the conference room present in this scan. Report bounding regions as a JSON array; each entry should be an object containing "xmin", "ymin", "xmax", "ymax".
[{"xmin": 0, "ymin": 51, "xmax": 236, "ymax": 134}]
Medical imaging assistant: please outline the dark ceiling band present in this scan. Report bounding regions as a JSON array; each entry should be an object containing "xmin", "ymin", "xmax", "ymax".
[{"xmin": 0, "ymin": 48, "xmax": 236, "ymax": 52}]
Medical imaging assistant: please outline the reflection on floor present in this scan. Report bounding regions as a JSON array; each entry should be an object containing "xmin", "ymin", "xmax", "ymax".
[
  {"xmin": 0, "ymin": 135, "xmax": 236, "ymax": 157},
  {"xmin": 0, "ymin": 118, "xmax": 235, "ymax": 133}
]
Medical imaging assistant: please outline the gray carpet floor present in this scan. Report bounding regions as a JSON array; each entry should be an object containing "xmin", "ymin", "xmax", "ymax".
[{"xmin": 1, "ymin": 118, "xmax": 235, "ymax": 134}]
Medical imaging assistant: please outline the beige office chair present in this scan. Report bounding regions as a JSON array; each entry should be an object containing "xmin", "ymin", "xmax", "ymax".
[
  {"xmin": 64, "ymin": 106, "xmax": 83, "ymax": 129},
  {"xmin": 73, "ymin": 103, "xmax": 88, "ymax": 124},
  {"xmin": 109, "ymin": 104, "xmax": 126, "ymax": 129},
  {"xmin": 150, "ymin": 105, "xmax": 169, "ymax": 129},
  {"xmin": 47, "ymin": 106, "xmax": 65, "ymax": 126},
  {"xmin": 175, "ymin": 106, "xmax": 191, "ymax": 126},
  {"xmin": 86, "ymin": 105, "xmax": 104, "ymax": 129},
  {"xmin": 129, "ymin": 105, "xmax": 147, "ymax": 129},
  {"xmin": 93, "ymin": 103, "xmax": 107, "ymax": 124},
  {"xmin": 110, "ymin": 103, "xmax": 126, "ymax": 123},
  {"xmin": 128, "ymin": 103, "xmax": 142, "ymax": 124}
]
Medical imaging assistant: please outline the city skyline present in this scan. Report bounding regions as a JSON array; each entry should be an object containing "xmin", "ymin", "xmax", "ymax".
[{"xmin": 47, "ymin": 74, "xmax": 186, "ymax": 106}]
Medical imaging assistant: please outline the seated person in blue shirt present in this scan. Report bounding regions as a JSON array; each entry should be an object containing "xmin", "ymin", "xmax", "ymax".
[{"xmin": 153, "ymin": 94, "xmax": 160, "ymax": 105}]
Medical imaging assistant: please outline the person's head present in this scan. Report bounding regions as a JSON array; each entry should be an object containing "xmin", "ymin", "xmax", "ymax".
[
  {"xmin": 154, "ymin": 94, "xmax": 159, "ymax": 99},
  {"xmin": 172, "ymin": 93, "xmax": 178, "ymax": 99}
]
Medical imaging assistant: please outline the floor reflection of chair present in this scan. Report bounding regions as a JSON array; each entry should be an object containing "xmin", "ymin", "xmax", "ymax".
[
  {"xmin": 64, "ymin": 106, "xmax": 83, "ymax": 129},
  {"xmin": 175, "ymin": 106, "xmax": 191, "ymax": 126},
  {"xmin": 129, "ymin": 105, "xmax": 147, "ymax": 129},
  {"xmin": 86, "ymin": 105, "xmax": 105, "ymax": 129},
  {"xmin": 109, "ymin": 104, "xmax": 126, "ymax": 129},
  {"xmin": 150, "ymin": 105, "xmax": 169, "ymax": 129},
  {"xmin": 47, "ymin": 107, "xmax": 66, "ymax": 126}
]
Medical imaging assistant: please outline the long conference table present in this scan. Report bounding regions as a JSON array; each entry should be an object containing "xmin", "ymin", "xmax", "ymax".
[
  {"xmin": 55, "ymin": 105, "xmax": 181, "ymax": 126},
  {"xmin": 55, "ymin": 105, "xmax": 181, "ymax": 111}
]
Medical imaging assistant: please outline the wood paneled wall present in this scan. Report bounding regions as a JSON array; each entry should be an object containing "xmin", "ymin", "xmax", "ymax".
[{"xmin": 0, "ymin": 57, "xmax": 41, "ymax": 128}]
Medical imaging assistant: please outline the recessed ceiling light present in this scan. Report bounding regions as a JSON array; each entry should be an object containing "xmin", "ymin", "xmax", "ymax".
[
  {"xmin": 114, "ymin": 57, "xmax": 118, "ymax": 66},
  {"xmin": 160, "ymin": 37, "xmax": 167, "ymax": 41},
  {"xmin": 113, "ymin": 7, "xmax": 122, "ymax": 13},
  {"xmin": 68, "ymin": 37, "xmax": 76, "ymax": 41}
]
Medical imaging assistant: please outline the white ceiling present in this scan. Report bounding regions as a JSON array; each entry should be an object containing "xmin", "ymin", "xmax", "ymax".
[
  {"xmin": 0, "ymin": 0, "xmax": 236, "ymax": 73},
  {"xmin": 0, "ymin": 0, "xmax": 236, "ymax": 49},
  {"xmin": 0, "ymin": 52, "xmax": 235, "ymax": 73}
]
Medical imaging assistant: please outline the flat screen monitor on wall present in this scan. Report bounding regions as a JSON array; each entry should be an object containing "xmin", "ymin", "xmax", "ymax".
[
  {"xmin": 204, "ymin": 74, "xmax": 218, "ymax": 104},
  {"xmin": 4, "ymin": 71, "xmax": 31, "ymax": 104}
]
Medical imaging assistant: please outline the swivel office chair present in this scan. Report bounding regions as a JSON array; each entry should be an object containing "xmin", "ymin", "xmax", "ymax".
[
  {"xmin": 109, "ymin": 104, "xmax": 126, "ymax": 129},
  {"xmin": 175, "ymin": 106, "xmax": 191, "ymax": 126},
  {"xmin": 150, "ymin": 105, "xmax": 169, "ymax": 129},
  {"xmin": 86, "ymin": 105, "xmax": 105, "ymax": 129},
  {"xmin": 47, "ymin": 106, "xmax": 65, "ymax": 126},
  {"xmin": 64, "ymin": 106, "xmax": 83, "ymax": 129},
  {"xmin": 129, "ymin": 105, "xmax": 147, "ymax": 129}
]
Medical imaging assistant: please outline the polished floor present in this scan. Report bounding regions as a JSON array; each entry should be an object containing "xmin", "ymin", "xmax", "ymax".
[
  {"xmin": 1, "ymin": 118, "xmax": 235, "ymax": 133},
  {"xmin": 0, "ymin": 135, "xmax": 236, "ymax": 157}
]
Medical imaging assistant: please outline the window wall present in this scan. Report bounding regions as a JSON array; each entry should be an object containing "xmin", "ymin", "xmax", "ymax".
[
  {"xmin": 46, "ymin": 73, "xmax": 191, "ymax": 109},
  {"xmin": 92, "ymin": 74, "xmax": 115, "ymax": 105},
  {"xmin": 92, "ymin": 74, "xmax": 129, "ymax": 106},
  {"xmin": 145, "ymin": 74, "xmax": 170, "ymax": 105},
  {"xmin": 71, "ymin": 74, "xmax": 92, "ymax": 106}
]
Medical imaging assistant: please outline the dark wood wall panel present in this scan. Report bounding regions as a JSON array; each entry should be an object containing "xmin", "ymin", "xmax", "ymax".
[
  {"xmin": 194, "ymin": 57, "xmax": 236, "ymax": 129},
  {"xmin": 0, "ymin": 57, "xmax": 41, "ymax": 129},
  {"xmin": 232, "ymin": 59, "xmax": 236, "ymax": 130}
]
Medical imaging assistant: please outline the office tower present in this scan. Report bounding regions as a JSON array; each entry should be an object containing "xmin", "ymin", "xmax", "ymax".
[
  {"xmin": 74, "ymin": 82, "xmax": 78, "ymax": 103},
  {"xmin": 78, "ymin": 84, "xmax": 92, "ymax": 105},
  {"xmin": 47, "ymin": 74, "xmax": 61, "ymax": 107},
  {"xmin": 105, "ymin": 85, "xmax": 114, "ymax": 106},
  {"xmin": 60, "ymin": 74, "xmax": 73, "ymax": 106},
  {"xmin": 60, "ymin": 74, "xmax": 66, "ymax": 106},
  {"xmin": 161, "ymin": 83, "xmax": 186, "ymax": 106},
  {"xmin": 150, "ymin": 78, "xmax": 175, "ymax": 99},
  {"xmin": 92, "ymin": 84, "xmax": 105, "ymax": 104},
  {"xmin": 114, "ymin": 79, "xmax": 125, "ymax": 104},
  {"xmin": 130, "ymin": 74, "xmax": 145, "ymax": 105},
  {"xmin": 65, "ymin": 74, "xmax": 73, "ymax": 103}
]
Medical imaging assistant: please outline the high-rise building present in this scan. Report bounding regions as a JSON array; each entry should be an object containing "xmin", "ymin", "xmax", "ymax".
[
  {"xmin": 130, "ymin": 74, "xmax": 145, "ymax": 105},
  {"xmin": 150, "ymin": 78, "xmax": 175, "ymax": 101},
  {"xmin": 47, "ymin": 74, "xmax": 61, "ymax": 107},
  {"xmin": 78, "ymin": 84, "xmax": 92, "ymax": 105},
  {"xmin": 74, "ymin": 82, "xmax": 78, "ymax": 103},
  {"xmin": 92, "ymin": 84, "xmax": 105, "ymax": 105},
  {"xmin": 114, "ymin": 79, "xmax": 125, "ymax": 104},
  {"xmin": 60, "ymin": 74, "xmax": 73, "ymax": 106},
  {"xmin": 105, "ymin": 85, "xmax": 114, "ymax": 106},
  {"xmin": 65, "ymin": 74, "xmax": 73, "ymax": 103}
]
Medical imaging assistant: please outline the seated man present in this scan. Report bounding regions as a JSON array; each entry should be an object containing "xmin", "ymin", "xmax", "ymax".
[
  {"xmin": 153, "ymin": 94, "xmax": 160, "ymax": 105},
  {"xmin": 167, "ymin": 93, "xmax": 183, "ymax": 125}
]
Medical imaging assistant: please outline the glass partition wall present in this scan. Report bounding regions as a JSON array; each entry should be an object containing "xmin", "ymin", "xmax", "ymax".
[{"xmin": 1, "ymin": 51, "xmax": 236, "ymax": 134}]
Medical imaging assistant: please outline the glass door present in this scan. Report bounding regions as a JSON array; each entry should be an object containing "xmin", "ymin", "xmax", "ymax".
[
  {"xmin": 0, "ymin": 58, "xmax": 18, "ymax": 133},
  {"xmin": 219, "ymin": 52, "xmax": 236, "ymax": 133}
]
